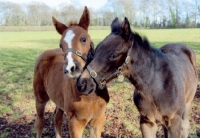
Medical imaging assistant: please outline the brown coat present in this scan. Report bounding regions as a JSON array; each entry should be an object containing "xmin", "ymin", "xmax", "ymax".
[{"xmin": 34, "ymin": 48, "xmax": 109, "ymax": 138}]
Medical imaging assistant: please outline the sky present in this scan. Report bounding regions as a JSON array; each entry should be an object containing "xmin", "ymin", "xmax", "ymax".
[{"xmin": 1, "ymin": 0, "xmax": 108, "ymax": 10}]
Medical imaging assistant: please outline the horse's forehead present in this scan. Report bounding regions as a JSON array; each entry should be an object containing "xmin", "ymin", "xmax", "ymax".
[
  {"xmin": 102, "ymin": 34, "xmax": 122, "ymax": 47},
  {"xmin": 63, "ymin": 30, "xmax": 75, "ymax": 48},
  {"xmin": 69, "ymin": 26, "xmax": 88, "ymax": 37},
  {"xmin": 96, "ymin": 35, "xmax": 121, "ymax": 53},
  {"xmin": 63, "ymin": 27, "xmax": 89, "ymax": 42}
]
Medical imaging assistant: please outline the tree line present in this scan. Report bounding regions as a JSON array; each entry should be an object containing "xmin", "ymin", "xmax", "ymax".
[{"xmin": 0, "ymin": 0, "xmax": 200, "ymax": 28}]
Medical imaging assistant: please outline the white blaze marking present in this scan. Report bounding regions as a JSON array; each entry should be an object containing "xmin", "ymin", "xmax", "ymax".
[{"xmin": 64, "ymin": 30, "xmax": 76, "ymax": 73}]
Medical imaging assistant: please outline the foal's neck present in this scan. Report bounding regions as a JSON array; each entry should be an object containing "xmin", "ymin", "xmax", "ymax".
[{"xmin": 127, "ymin": 43, "xmax": 162, "ymax": 92}]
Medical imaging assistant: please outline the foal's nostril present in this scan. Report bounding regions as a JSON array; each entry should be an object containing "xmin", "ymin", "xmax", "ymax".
[
  {"xmin": 77, "ymin": 78, "xmax": 87, "ymax": 92},
  {"xmin": 75, "ymin": 66, "xmax": 79, "ymax": 71},
  {"xmin": 71, "ymin": 66, "xmax": 75, "ymax": 72},
  {"xmin": 81, "ymin": 80, "xmax": 87, "ymax": 91},
  {"xmin": 64, "ymin": 69, "xmax": 68, "ymax": 74}
]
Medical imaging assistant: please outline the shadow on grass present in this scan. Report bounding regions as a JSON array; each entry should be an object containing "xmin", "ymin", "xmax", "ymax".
[
  {"xmin": 0, "ymin": 111, "xmax": 117, "ymax": 138},
  {"xmin": 0, "ymin": 116, "xmax": 35, "ymax": 138},
  {"xmin": 0, "ymin": 111, "xmax": 67, "ymax": 138}
]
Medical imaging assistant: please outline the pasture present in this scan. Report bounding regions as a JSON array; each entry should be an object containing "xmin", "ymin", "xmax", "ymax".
[{"xmin": 0, "ymin": 28, "xmax": 200, "ymax": 137}]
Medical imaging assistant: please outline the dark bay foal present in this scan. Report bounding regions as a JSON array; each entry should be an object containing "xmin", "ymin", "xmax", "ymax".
[{"xmin": 76, "ymin": 17, "xmax": 198, "ymax": 138}]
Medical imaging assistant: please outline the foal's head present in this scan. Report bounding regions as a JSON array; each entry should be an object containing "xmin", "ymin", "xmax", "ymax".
[
  {"xmin": 77, "ymin": 17, "xmax": 133, "ymax": 94},
  {"xmin": 52, "ymin": 6, "xmax": 94, "ymax": 79}
]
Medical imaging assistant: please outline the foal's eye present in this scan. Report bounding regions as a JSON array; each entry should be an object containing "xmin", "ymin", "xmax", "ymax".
[
  {"xmin": 80, "ymin": 36, "xmax": 86, "ymax": 43},
  {"xmin": 109, "ymin": 54, "xmax": 118, "ymax": 60}
]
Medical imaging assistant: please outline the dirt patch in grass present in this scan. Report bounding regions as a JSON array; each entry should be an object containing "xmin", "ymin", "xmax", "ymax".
[{"xmin": 0, "ymin": 82, "xmax": 200, "ymax": 138}]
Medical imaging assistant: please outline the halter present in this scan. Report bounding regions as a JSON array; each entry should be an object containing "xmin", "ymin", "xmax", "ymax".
[
  {"xmin": 64, "ymin": 43, "xmax": 94, "ymax": 63},
  {"xmin": 87, "ymin": 42, "xmax": 133, "ymax": 89},
  {"xmin": 64, "ymin": 49, "xmax": 87, "ymax": 61}
]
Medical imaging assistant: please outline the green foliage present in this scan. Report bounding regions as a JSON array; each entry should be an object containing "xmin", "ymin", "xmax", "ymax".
[
  {"xmin": 169, "ymin": 7, "xmax": 177, "ymax": 28},
  {"xmin": 185, "ymin": 13, "xmax": 190, "ymax": 28},
  {"xmin": 145, "ymin": 16, "xmax": 150, "ymax": 28}
]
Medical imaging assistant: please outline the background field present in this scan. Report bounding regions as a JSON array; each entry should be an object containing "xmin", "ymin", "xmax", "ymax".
[{"xmin": 0, "ymin": 28, "xmax": 200, "ymax": 138}]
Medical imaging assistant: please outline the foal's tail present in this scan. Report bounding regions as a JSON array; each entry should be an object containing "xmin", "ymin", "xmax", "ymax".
[{"xmin": 182, "ymin": 46, "xmax": 198, "ymax": 78}]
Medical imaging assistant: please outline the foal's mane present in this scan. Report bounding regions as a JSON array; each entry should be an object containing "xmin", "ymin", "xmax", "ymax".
[
  {"xmin": 111, "ymin": 20, "xmax": 152, "ymax": 52},
  {"xmin": 67, "ymin": 19, "xmax": 78, "ymax": 27},
  {"xmin": 133, "ymin": 32, "xmax": 151, "ymax": 51}
]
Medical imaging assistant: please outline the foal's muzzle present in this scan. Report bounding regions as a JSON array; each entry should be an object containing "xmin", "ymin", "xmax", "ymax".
[
  {"xmin": 63, "ymin": 61, "xmax": 81, "ymax": 79},
  {"xmin": 76, "ymin": 77, "xmax": 95, "ymax": 95}
]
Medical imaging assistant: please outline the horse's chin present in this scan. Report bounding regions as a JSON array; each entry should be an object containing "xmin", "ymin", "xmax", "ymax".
[{"xmin": 66, "ymin": 72, "xmax": 81, "ymax": 79}]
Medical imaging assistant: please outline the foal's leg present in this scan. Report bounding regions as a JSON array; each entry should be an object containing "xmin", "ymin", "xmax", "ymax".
[
  {"xmin": 140, "ymin": 115, "xmax": 157, "ymax": 138},
  {"xmin": 89, "ymin": 113, "xmax": 106, "ymax": 138},
  {"xmin": 34, "ymin": 77, "xmax": 49, "ymax": 138},
  {"xmin": 68, "ymin": 115, "xmax": 88, "ymax": 138},
  {"xmin": 168, "ymin": 114, "xmax": 182, "ymax": 138},
  {"xmin": 162, "ymin": 125, "xmax": 169, "ymax": 138},
  {"xmin": 181, "ymin": 102, "xmax": 191, "ymax": 138},
  {"xmin": 34, "ymin": 97, "xmax": 49, "ymax": 138},
  {"xmin": 54, "ymin": 107, "xmax": 64, "ymax": 138}
]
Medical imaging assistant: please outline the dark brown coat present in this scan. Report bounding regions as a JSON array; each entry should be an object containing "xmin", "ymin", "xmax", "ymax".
[{"xmin": 77, "ymin": 17, "xmax": 198, "ymax": 138}]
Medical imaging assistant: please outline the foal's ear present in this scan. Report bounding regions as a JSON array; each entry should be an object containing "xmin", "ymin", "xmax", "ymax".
[
  {"xmin": 120, "ymin": 17, "xmax": 132, "ymax": 41},
  {"xmin": 78, "ymin": 6, "xmax": 90, "ymax": 31},
  {"xmin": 111, "ymin": 17, "xmax": 120, "ymax": 33},
  {"xmin": 52, "ymin": 16, "xmax": 68, "ymax": 35}
]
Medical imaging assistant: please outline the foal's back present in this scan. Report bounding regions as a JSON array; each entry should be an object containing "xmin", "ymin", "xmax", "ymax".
[
  {"xmin": 161, "ymin": 43, "xmax": 197, "ymax": 102},
  {"xmin": 144, "ymin": 43, "xmax": 198, "ymax": 113}
]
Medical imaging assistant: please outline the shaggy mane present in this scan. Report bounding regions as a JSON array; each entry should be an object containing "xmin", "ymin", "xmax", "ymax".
[
  {"xmin": 133, "ymin": 32, "xmax": 151, "ymax": 51},
  {"xmin": 67, "ymin": 19, "xmax": 78, "ymax": 26}
]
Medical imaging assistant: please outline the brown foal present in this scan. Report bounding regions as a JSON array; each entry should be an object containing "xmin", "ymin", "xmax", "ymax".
[{"xmin": 33, "ymin": 7, "xmax": 109, "ymax": 138}]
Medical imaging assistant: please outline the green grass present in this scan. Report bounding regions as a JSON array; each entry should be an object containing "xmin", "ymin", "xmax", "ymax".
[
  {"xmin": 0, "ymin": 131, "xmax": 9, "ymax": 138},
  {"xmin": 0, "ymin": 28, "xmax": 200, "ymax": 137},
  {"xmin": 0, "ymin": 31, "xmax": 60, "ymax": 118},
  {"xmin": 89, "ymin": 30, "xmax": 110, "ymax": 46}
]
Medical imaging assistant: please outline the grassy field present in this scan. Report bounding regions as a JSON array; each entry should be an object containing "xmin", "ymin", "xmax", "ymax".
[{"xmin": 0, "ymin": 28, "xmax": 200, "ymax": 137}]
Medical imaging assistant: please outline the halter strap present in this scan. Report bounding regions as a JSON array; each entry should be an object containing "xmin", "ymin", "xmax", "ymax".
[
  {"xmin": 87, "ymin": 42, "xmax": 133, "ymax": 89},
  {"xmin": 87, "ymin": 65, "xmax": 105, "ymax": 89},
  {"xmin": 64, "ymin": 48, "xmax": 87, "ymax": 61}
]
